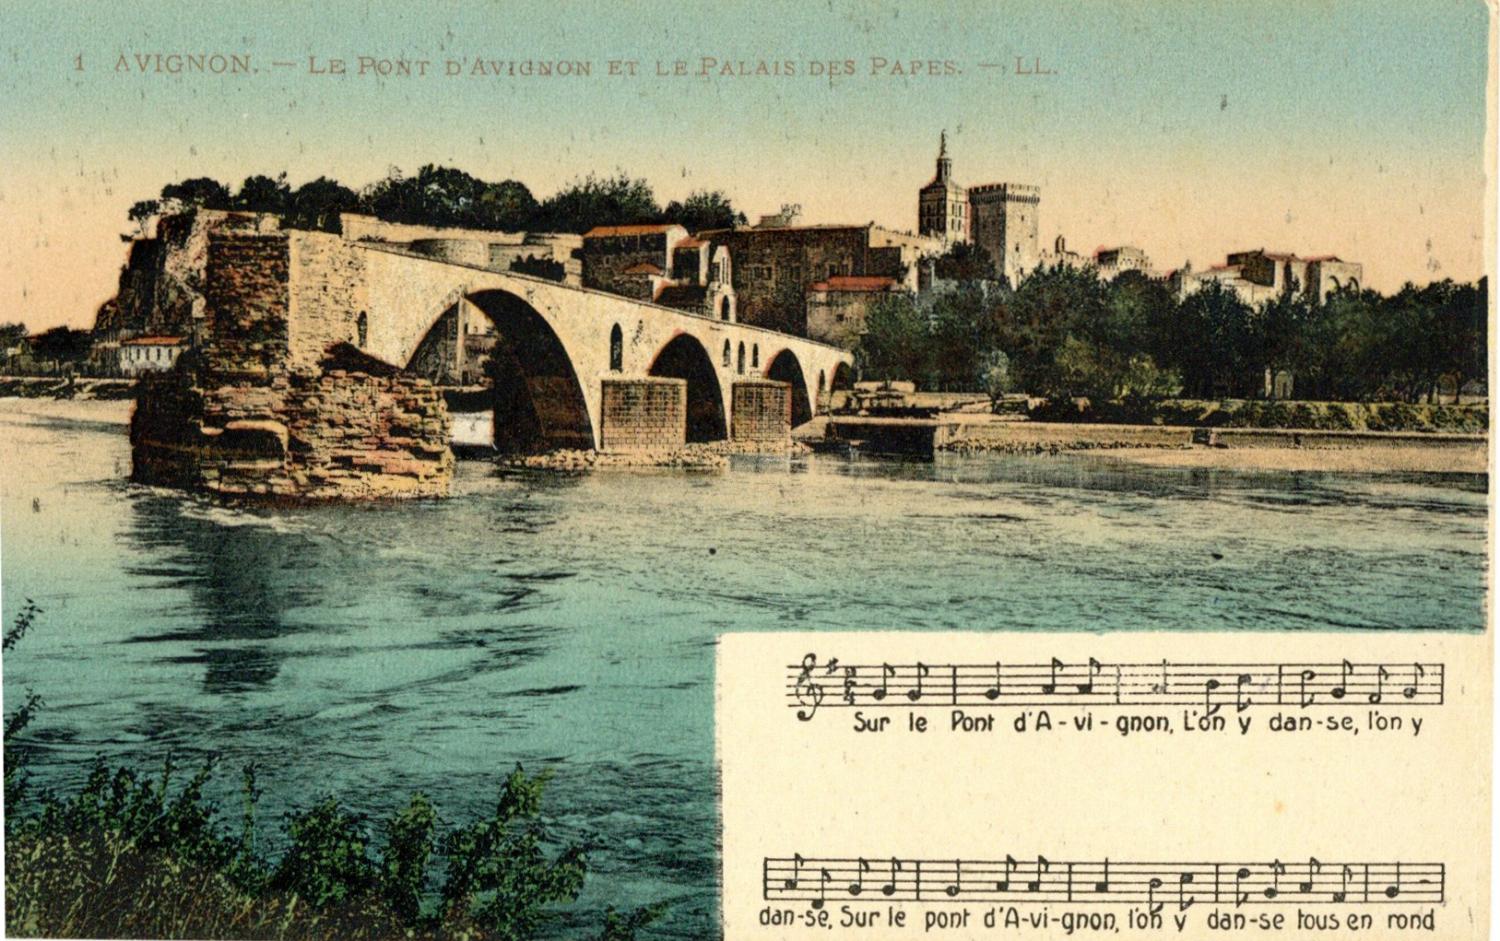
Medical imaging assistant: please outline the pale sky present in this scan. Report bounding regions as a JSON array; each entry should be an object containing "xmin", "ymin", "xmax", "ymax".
[{"xmin": 0, "ymin": 0, "xmax": 1491, "ymax": 330}]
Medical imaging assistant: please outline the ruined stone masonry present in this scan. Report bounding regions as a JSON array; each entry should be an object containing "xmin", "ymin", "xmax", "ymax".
[{"xmin": 131, "ymin": 228, "xmax": 453, "ymax": 499}]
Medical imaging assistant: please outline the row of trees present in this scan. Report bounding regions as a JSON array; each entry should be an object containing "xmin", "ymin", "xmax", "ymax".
[
  {"xmin": 129, "ymin": 166, "xmax": 746, "ymax": 237},
  {"xmin": 859, "ymin": 260, "xmax": 1487, "ymax": 404}
]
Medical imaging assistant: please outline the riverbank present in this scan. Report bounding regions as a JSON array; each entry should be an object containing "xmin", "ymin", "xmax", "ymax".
[
  {"xmin": 937, "ymin": 420, "xmax": 1486, "ymax": 474},
  {"xmin": 0, "ymin": 376, "xmax": 137, "ymax": 399}
]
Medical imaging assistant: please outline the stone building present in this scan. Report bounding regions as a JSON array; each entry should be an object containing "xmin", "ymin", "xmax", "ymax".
[
  {"xmin": 691, "ymin": 223, "xmax": 936, "ymax": 336},
  {"xmin": 805, "ymin": 275, "xmax": 901, "ymax": 349},
  {"xmin": 579, "ymin": 223, "xmax": 689, "ymax": 300},
  {"xmin": 118, "ymin": 335, "xmax": 188, "ymax": 375},
  {"xmin": 1094, "ymin": 245, "xmax": 1156, "ymax": 280},
  {"xmin": 917, "ymin": 131, "xmax": 968, "ymax": 245},
  {"xmin": 1170, "ymin": 249, "xmax": 1363, "ymax": 305},
  {"xmin": 916, "ymin": 132, "xmax": 1040, "ymax": 287}
]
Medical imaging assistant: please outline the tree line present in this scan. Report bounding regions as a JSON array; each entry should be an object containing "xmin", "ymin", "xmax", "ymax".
[
  {"xmin": 858, "ymin": 259, "xmax": 1487, "ymax": 404},
  {"xmin": 128, "ymin": 166, "xmax": 746, "ymax": 237}
]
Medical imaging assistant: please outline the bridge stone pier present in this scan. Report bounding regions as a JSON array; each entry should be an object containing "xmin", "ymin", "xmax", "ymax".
[{"xmin": 130, "ymin": 224, "xmax": 852, "ymax": 499}]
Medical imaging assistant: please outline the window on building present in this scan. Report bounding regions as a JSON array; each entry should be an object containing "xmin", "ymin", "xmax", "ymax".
[
  {"xmin": 751, "ymin": 344, "xmax": 759, "ymax": 368},
  {"xmin": 719, "ymin": 296, "xmax": 731, "ymax": 321},
  {"xmin": 737, "ymin": 342, "xmax": 745, "ymax": 375},
  {"xmin": 357, "ymin": 312, "xmax": 368, "ymax": 348},
  {"xmin": 609, "ymin": 323, "xmax": 623, "ymax": 372},
  {"xmin": 722, "ymin": 340, "xmax": 731, "ymax": 367}
]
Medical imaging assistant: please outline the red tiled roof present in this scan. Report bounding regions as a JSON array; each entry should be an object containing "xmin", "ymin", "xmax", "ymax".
[
  {"xmin": 808, "ymin": 275, "xmax": 898, "ymax": 293},
  {"xmin": 122, "ymin": 335, "xmax": 186, "ymax": 346},
  {"xmin": 676, "ymin": 237, "xmax": 705, "ymax": 249},
  {"xmin": 1302, "ymin": 254, "xmax": 1342, "ymax": 263},
  {"xmin": 583, "ymin": 224, "xmax": 679, "ymax": 237},
  {"xmin": 621, "ymin": 262, "xmax": 664, "ymax": 276}
]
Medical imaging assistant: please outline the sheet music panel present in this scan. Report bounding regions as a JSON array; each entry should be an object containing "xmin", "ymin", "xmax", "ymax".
[{"xmin": 719, "ymin": 632, "xmax": 1489, "ymax": 940}]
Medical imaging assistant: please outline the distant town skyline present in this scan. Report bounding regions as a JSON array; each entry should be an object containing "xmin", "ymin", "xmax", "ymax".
[{"xmin": 1, "ymin": 0, "xmax": 1491, "ymax": 330}]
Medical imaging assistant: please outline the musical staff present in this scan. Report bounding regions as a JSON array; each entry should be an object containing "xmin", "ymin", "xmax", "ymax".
[
  {"xmin": 787, "ymin": 655, "xmax": 1443, "ymax": 719},
  {"xmin": 764, "ymin": 855, "xmax": 1444, "ymax": 909}
]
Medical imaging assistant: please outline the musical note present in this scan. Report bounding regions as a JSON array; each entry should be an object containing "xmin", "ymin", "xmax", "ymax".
[
  {"xmin": 793, "ymin": 655, "xmax": 823, "ymax": 721},
  {"xmin": 998, "ymin": 854, "xmax": 1016, "ymax": 891},
  {"xmin": 1403, "ymin": 663, "xmax": 1425, "ymax": 700},
  {"xmin": 1369, "ymin": 665, "xmax": 1389, "ymax": 704},
  {"xmin": 1235, "ymin": 672, "xmax": 1253, "ymax": 713},
  {"xmin": 1078, "ymin": 657, "xmax": 1102, "ymax": 694},
  {"xmin": 1027, "ymin": 856, "xmax": 1050, "ymax": 892},
  {"xmin": 881, "ymin": 857, "xmax": 901, "ymax": 897},
  {"xmin": 1041, "ymin": 657, "xmax": 1063, "ymax": 695},
  {"xmin": 945, "ymin": 859, "xmax": 962, "ymax": 898},
  {"xmin": 1234, "ymin": 866, "xmax": 1251, "ymax": 907},
  {"xmin": 1299, "ymin": 668, "xmax": 1318, "ymax": 708},
  {"xmin": 1331, "ymin": 659, "xmax": 1353, "ymax": 699},
  {"xmin": 984, "ymin": 662, "xmax": 1001, "ymax": 701},
  {"xmin": 1094, "ymin": 858, "xmax": 1110, "ymax": 893},
  {"xmin": 848, "ymin": 857, "xmax": 870, "ymax": 896},
  {"xmin": 784, "ymin": 852, "xmax": 805, "ymax": 890},
  {"xmin": 907, "ymin": 662, "xmax": 929, "ymax": 702},
  {"xmin": 1147, "ymin": 876, "xmax": 1164, "ymax": 915},
  {"xmin": 1177, "ymin": 872, "xmax": 1195, "ymax": 911},
  {"xmin": 1265, "ymin": 859, "xmax": 1285, "ymax": 899},
  {"xmin": 810, "ymin": 867, "xmax": 831, "ymax": 909},
  {"xmin": 1333, "ymin": 864, "xmax": 1353, "ymax": 903},
  {"xmin": 1299, "ymin": 857, "xmax": 1322, "ymax": 894},
  {"xmin": 1204, "ymin": 677, "xmax": 1223, "ymax": 718},
  {"xmin": 872, "ymin": 663, "xmax": 893, "ymax": 701},
  {"xmin": 1385, "ymin": 862, "xmax": 1401, "ymax": 899}
]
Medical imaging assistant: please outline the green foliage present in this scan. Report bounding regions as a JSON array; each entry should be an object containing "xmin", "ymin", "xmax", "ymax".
[
  {"xmin": 363, "ymin": 165, "xmax": 540, "ymax": 232},
  {"xmin": 160, "ymin": 177, "xmax": 232, "ymax": 211},
  {"xmin": 661, "ymin": 190, "xmax": 745, "ymax": 233},
  {"xmin": 856, "ymin": 293, "xmax": 930, "ymax": 384},
  {"xmin": 536, "ymin": 172, "xmax": 661, "ymax": 233},
  {"xmin": 232, "ymin": 174, "xmax": 292, "ymax": 215},
  {"xmin": 29, "ymin": 327, "xmax": 94, "ymax": 365},
  {"xmin": 932, "ymin": 241, "xmax": 995, "ymax": 282}
]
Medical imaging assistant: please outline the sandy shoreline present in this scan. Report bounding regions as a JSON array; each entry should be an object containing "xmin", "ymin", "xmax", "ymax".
[{"xmin": 1082, "ymin": 445, "xmax": 1488, "ymax": 475}]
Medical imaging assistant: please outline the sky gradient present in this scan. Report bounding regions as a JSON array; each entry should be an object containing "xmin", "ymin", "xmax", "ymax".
[{"xmin": 1, "ymin": 0, "xmax": 1492, "ymax": 329}]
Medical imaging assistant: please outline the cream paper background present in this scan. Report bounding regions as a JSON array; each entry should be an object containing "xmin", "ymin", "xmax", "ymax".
[{"xmin": 718, "ymin": 631, "xmax": 1491, "ymax": 940}]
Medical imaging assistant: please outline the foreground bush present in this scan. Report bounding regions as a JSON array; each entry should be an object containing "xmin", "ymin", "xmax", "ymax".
[{"xmin": 4, "ymin": 605, "xmax": 662, "ymax": 940}]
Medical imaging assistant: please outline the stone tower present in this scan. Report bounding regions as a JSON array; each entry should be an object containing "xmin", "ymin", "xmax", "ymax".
[
  {"xmin": 968, "ymin": 183, "xmax": 1041, "ymax": 287},
  {"xmin": 918, "ymin": 131, "xmax": 968, "ymax": 246}
]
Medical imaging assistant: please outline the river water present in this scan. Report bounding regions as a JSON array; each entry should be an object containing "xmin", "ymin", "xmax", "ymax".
[{"xmin": 0, "ymin": 400, "xmax": 1486, "ymax": 937}]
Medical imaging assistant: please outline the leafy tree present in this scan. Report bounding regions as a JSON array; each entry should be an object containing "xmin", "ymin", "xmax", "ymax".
[
  {"xmin": 536, "ymin": 172, "xmax": 661, "ymax": 233},
  {"xmin": 30, "ymin": 326, "xmax": 93, "ymax": 365},
  {"xmin": 857, "ymin": 293, "xmax": 930, "ymax": 384},
  {"xmin": 927, "ymin": 284, "xmax": 993, "ymax": 390},
  {"xmin": 932, "ymin": 241, "xmax": 995, "ymax": 283},
  {"xmin": 285, "ymin": 176, "xmax": 362, "ymax": 232},
  {"xmin": 994, "ymin": 263, "xmax": 1109, "ymax": 396},
  {"xmin": 1170, "ymin": 281, "xmax": 1255, "ymax": 397},
  {"xmin": 232, "ymin": 173, "xmax": 291, "ymax": 215},
  {"xmin": 662, "ymin": 189, "xmax": 744, "ymax": 232},
  {"xmin": 159, "ymin": 177, "xmax": 231, "ymax": 210},
  {"xmin": 0, "ymin": 322, "xmax": 27, "ymax": 345},
  {"xmin": 127, "ymin": 200, "xmax": 160, "ymax": 236}
]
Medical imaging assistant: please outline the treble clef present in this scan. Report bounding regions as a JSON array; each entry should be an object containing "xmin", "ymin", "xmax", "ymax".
[{"xmin": 794, "ymin": 653, "xmax": 825, "ymax": 721}]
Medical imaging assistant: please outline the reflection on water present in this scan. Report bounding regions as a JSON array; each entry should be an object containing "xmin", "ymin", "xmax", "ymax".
[{"xmin": 0, "ymin": 400, "xmax": 1487, "ymax": 938}]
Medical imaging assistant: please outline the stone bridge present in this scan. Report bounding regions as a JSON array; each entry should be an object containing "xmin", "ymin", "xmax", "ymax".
[
  {"xmin": 131, "ymin": 225, "xmax": 853, "ymax": 499},
  {"xmin": 354, "ymin": 243, "xmax": 854, "ymax": 450}
]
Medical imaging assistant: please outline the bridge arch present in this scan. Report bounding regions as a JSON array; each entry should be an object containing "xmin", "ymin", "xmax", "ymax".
[
  {"xmin": 463, "ymin": 289, "xmax": 595, "ymax": 451},
  {"xmin": 650, "ymin": 333, "xmax": 727, "ymax": 443},
  {"xmin": 765, "ymin": 348, "xmax": 813, "ymax": 427}
]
